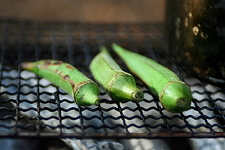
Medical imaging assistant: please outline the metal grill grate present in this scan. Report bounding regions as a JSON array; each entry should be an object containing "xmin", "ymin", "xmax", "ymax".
[{"xmin": 0, "ymin": 18, "xmax": 225, "ymax": 140}]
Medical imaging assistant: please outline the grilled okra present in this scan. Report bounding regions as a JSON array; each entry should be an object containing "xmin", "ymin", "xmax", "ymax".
[
  {"xmin": 112, "ymin": 43, "xmax": 192, "ymax": 113},
  {"xmin": 90, "ymin": 46, "xmax": 144, "ymax": 102},
  {"xmin": 21, "ymin": 60, "xmax": 100, "ymax": 106}
]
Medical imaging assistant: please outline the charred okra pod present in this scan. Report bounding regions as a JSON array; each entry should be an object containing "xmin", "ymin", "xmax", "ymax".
[
  {"xmin": 89, "ymin": 46, "xmax": 144, "ymax": 102},
  {"xmin": 21, "ymin": 60, "xmax": 100, "ymax": 106},
  {"xmin": 112, "ymin": 43, "xmax": 192, "ymax": 113}
]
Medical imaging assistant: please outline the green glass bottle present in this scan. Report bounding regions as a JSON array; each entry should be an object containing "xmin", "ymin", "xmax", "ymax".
[{"xmin": 166, "ymin": 0, "xmax": 225, "ymax": 85}]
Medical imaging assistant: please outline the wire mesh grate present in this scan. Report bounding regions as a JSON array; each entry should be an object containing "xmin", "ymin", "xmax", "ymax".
[{"xmin": 0, "ymin": 18, "xmax": 225, "ymax": 139}]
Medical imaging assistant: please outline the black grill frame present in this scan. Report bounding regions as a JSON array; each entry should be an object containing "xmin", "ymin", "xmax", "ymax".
[{"xmin": 0, "ymin": 18, "xmax": 225, "ymax": 139}]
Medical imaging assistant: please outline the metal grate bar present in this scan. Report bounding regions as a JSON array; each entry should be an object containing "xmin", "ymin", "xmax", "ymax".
[
  {"xmin": 65, "ymin": 23, "xmax": 75, "ymax": 65},
  {"xmin": 34, "ymin": 23, "xmax": 41, "ymax": 136},
  {"xmin": 0, "ymin": 19, "xmax": 225, "ymax": 140}
]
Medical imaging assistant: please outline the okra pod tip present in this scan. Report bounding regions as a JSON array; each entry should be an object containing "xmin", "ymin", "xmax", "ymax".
[
  {"xmin": 74, "ymin": 82, "xmax": 101, "ymax": 106},
  {"xmin": 21, "ymin": 62, "xmax": 36, "ymax": 70},
  {"xmin": 132, "ymin": 90, "xmax": 144, "ymax": 101},
  {"xmin": 160, "ymin": 81, "xmax": 192, "ymax": 113},
  {"xmin": 108, "ymin": 73, "xmax": 144, "ymax": 101}
]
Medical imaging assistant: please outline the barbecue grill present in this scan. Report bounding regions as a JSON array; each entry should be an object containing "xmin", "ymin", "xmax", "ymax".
[{"xmin": 0, "ymin": 18, "xmax": 225, "ymax": 149}]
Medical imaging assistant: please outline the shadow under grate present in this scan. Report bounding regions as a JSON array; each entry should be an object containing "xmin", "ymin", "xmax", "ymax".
[{"xmin": 0, "ymin": 18, "xmax": 225, "ymax": 139}]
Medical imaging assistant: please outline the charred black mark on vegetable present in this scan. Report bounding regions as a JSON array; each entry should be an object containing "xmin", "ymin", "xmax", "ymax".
[
  {"xmin": 63, "ymin": 75, "xmax": 70, "ymax": 80},
  {"xmin": 43, "ymin": 60, "xmax": 52, "ymax": 66},
  {"xmin": 65, "ymin": 65, "xmax": 74, "ymax": 70},
  {"xmin": 52, "ymin": 60, "xmax": 63, "ymax": 65}
]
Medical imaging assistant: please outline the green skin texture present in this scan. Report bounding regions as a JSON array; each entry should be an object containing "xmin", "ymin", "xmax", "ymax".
[
  {"xmin": 21, "ymin": 60, "xmax": 100, "ymax": 106},
  {"xmin": 90, "ymin": 46, "xmax": 144, "ymax": 102},
  {"xmin": 112, "ymin": 43, "xmax": 192, "ymax": 113}
]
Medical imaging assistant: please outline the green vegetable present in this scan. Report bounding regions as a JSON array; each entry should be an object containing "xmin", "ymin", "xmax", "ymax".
[
  {"xmin": 112, "ymin": 43, "xmax": 192, "ymax": 113},
  {"xmin": 89, "ymin": 46, "xmax": 144, "ymax": 102},
  {"xmin": 21, "ymin": 60, "xmax": 100, "ymax": 106}
]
